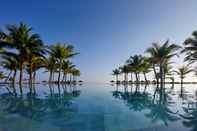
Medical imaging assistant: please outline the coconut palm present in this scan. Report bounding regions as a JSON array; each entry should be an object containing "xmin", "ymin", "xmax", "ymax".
[
  {"xmin": 141, "ymin": 57, "xmax": 151, "ymax": 83},
  {"xmin": 71, "ymin": 68, "xmax": 80, "ymax": 82},
  {"xmin": 49, "ymin": 44, "xmax": 78, "ymax": 84},
  {"xmin": 26, "ymin": 56, "xmax": 45, "ymax": 84},
  {"xmin": 182, "ymin": 31, "xmax": 197, "ymax": 64},
  {"xmin": 146, "ymin": 40, "xmax": 180, "ymax": 88},
  {"xmin": 174, "ymin": 65, "xmax": 193, "ymax": 84},
  {"xmin": 43, "ymin": 56, "xmax": 57, "ymax": 83},
  {"xmin": 126, "ymin": 55, "xmax": 144, "ymax": 83},
  {"xmin": 119, "ymin": 65, "xmax": 130, "ymax": 83},
  {"xmin": 26, "ymin": 41, "xmax": 45, "ymax": 86},
  {"xmin": 1, "ymin": 55, "xmax": 18, "ymax": 84},
  {"xmin": 112, "ymin": 69, "xmax": 120, "ymax": 83},
  {"xmin": 0, "ymin": 23, "xmax": 44, "ymax": 86},
  {"xmin": 145, "ymin": 47, "xmax": 160, "ymax": 84},
  {"xmin": 62, "ymin": 60, "xmax": 75, "ymax": 82}
]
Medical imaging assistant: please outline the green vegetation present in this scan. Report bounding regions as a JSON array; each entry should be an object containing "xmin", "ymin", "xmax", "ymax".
[
  {"xmin": 0, "ymin": 23, "xmax": 81, "ymax": 93},
  {"xmin": 112, "ymin": 31, "xmax": 197, "ymax": 86},
  {"xmin": 174, "ymin": 65, "xmax": 193, "ymax": 85}
]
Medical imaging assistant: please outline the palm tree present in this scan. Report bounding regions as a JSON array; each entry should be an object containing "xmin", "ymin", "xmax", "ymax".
[
  {"xmin": 141, "ymin": 57, "xmax": 151, "ymax": 83},
  {"xmin": 146, "ymin": 40, "xmax": 180, "ymax": 88},
  {"xmin": 26, "ymin": 40, "xmax": 45, "ymax": 86},
  {"xmin": 174, "ymin": 65, "xmax": 193, "ymax": 84},
  {"xmin": 26, "ymin": 56, "xmax": 45, "ymax": 84},
  {"xmin": 43, "ymin": 56, "xmax": 57, "ymax": 83},
  {"xmin": 146, "ymin": 53, "xmax": 159, "ymax": 84},
  {"xmin": 112, "ymin": 69, "xmax": 120, "ymax": 83},
  {"xmin": 1, "ymin": 55, "xmax": 18, "ymax": 84},
  {"xmin": 119, "ymin": 65, "xmax": 130, "ymax": 83},
  {"xmin": 49, "ymin": 44, "xmax": 78, "ymax": 84},
  {"xmin": 62, "ymin": 60, "xmax": 75, "ymax": 82},
  {"xmin": 163, "ymin": 61, "xmax": 175, "ymax": 84},
  {"xmin": 126, "ymin": 55, "xmax": 144, "ymax": 83},
  {"xmin": 71, "ymin": 68, "xmax": 80, "ymax": 82},
  {"xmin": 182, "ymin": 31, "xmax": 197, "ymax": 64},
  {"xmin": 0, "ymin": 23, "xmax": 43, "ymax": 86}
]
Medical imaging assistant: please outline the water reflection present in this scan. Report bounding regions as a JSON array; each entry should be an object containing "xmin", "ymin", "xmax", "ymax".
[
  {"xmin": 181, "ymin": 103, "xmax": 197, "ymax": 131},
  {"xmin": 0, "ymin": 84, "xmax": 81, "ymax": 125},
  {"xmin": 0, "ymin": 83, "xmax": 196, "ymax": 131},
  {"xmin": 111, "ymin": 84, "xmax": 197, "ymax": 128}
]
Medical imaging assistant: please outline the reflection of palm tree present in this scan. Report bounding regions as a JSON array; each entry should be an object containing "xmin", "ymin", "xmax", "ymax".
[
  {"xmin": 179, "ymin": 85, "xmax": 188, "ymax": 100},
  {"xmin": 181, "ymin": 105, "xmax": 197, "ymax": 131},
  {"xmin": 112, "ymin": 84, "xmax": 121, "ymax": 99},
  {"xmin": 0, "ymin": 85, "xmax": 81, "ymax": 123},
  {"xmin": 112, "ymin": 84, "xmax": 179, "ymax": 126},
  {"xmin": 146, "ymin": 89, "xmax": 179, "ymax": 126},
  {"xmin": 126, "ymin": 91, "xmax": 151, "ymax": 111},
  {"xmin": 112, "ymin": 84, "xmax": 152, "ymax": 112}
]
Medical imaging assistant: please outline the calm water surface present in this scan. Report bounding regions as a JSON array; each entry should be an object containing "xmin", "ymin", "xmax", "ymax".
[{"xmin": 0, "ymin": 83, "xmax": 196, "ymax": 131}]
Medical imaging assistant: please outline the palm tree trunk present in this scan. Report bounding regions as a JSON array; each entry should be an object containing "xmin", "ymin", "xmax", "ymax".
[
  {"xmin": 143, "ymin": 72, "xmax": 147, "ymax": 83},
  {"xmin": 153, "ymin": 64, "xmax": 159, "ymax": 84},
  {"xmin": 159, "ymin": 64, "xmax": 164, "ymax": 89},
  {"xmin": 29, "ymin": 63, "xmax": 33, "ymax": 93},
  {"xmin": 29, "ymin": 66, "xmax": 33, "ymax": 85},
  {"xmin": 130, "ymin": 73, "xmax": 133, "ymax": 83},
  {"xmin": 73, "ymin": 76, "xmax": 75, "ymax": 82},
  {"xmin": 135, "ymin": 72, "xmax": 138, "ymax": 83},
  {"xmin": 58, "ymin": 68, "xmax": 61, "ymax": 83},
  {"xmin": 116, "ymin": 75, "xmax": 118, "ymax": 83},
  {"xmin": 124, "ymin": 73, "xmax": 127, "ymax": 82},
  {"xmin": 138, "ymin": 73, "xmax": 140, "ymax": 82},
  {"xmin": 49, "ymin": 70, "xmax": 52, "ymax": 83},
  {"xmin": 126, "ymin": 73, "xmax": 128, "ymax": 82},
  {"xmin": 19, "ymin": 63, "xmax": 23, "ymax": 94},
  {"xmin": 64, "ymin": 73, "xmax": 67, "ymax": 82},
  {"xmin": 19, "ymin": 63, "xmax": 23, "ymax": 85},
  {"xmin": 181, "ymin": 77, "xmax": 183, "ymax": 85},
  {"xmin": 52, "ymin": 71, "xmax": 55, "ymax": 82},
  {"xmin": 33, "ymin": 71, "xmax": 36, "ymax": 84},
  {"xmin": 70, "ymin": 74, "xmax": 72, "ymax": 82},
  {"xmin": 58, "ymin": 61, "xmax": 62, "ymax": 84},
  {"xmin": 12, "ymin": 70, "xmax": 17, "ymax": 84},
  {"xmin": 62, "ymin": 74, "xmax": 65, "ymax": 82}
]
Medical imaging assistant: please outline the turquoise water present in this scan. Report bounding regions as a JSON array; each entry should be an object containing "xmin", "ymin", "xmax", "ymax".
[{"xmin": 0, "ymin": 83, "xmax": 196, "ymax": 131}]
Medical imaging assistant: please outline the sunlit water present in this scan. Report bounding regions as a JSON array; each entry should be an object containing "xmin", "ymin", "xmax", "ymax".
[{"xmin": 0, "ymin": 83, "xmax": 196, "ymax": 131}]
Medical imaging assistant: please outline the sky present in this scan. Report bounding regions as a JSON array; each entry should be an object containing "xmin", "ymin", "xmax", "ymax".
[{"xmin": 1, "ymin": 0, "xmax": 197, "ymax": 83}]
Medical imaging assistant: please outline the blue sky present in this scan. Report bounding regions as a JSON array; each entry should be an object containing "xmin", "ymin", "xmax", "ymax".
[{"xmin": 1, "ymin": 0, "xmax": 197, "ymax": 82}]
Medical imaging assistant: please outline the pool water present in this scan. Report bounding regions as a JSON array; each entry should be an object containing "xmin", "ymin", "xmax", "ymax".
[{"xmin": 0, "ymin": 83, "xmax": 196, "ymax": 131}]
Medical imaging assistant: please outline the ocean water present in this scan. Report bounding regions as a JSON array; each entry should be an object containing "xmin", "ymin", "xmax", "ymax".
[{"xmin": 0, "ymin": 83, "xmax": 196, "ymax": 131}]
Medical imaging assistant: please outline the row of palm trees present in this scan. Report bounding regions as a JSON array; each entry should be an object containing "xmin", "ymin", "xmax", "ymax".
[
  {"xmin": 0, "ymin": 23, "xmax": 81, "ymax": 88},
  {"xmin": 112, "ymin": 30, "xmax": 197, "ymax": 88}
]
